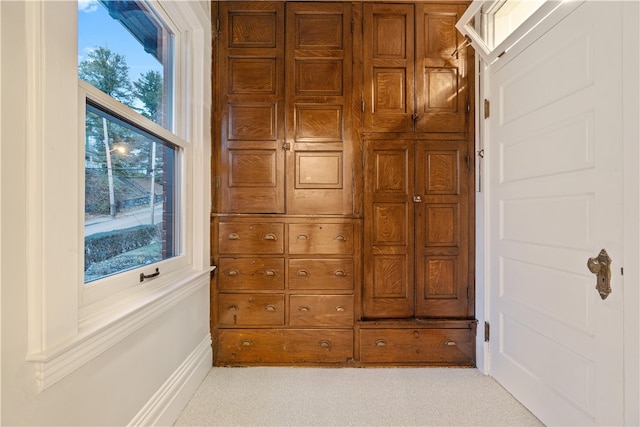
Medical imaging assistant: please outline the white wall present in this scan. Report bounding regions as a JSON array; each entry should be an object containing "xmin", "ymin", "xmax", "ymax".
[{"xmin": 1, "ymin": 1, "xmax": 212, "ymax": 425}]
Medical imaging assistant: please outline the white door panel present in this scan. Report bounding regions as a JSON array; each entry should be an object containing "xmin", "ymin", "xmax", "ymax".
[{"xmin": 488, "ymin": 2, "xmax": 624, "ymax": 425}]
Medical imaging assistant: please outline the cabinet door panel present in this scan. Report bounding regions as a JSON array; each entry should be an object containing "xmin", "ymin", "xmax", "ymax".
[
  {"xmin": 286, "ymin": 3, "xmax": 353, "ymax": 214},
  {"xmin": 363, "ymin": 140, "xmax": 415, "ymax": 318},
  {"xmin": 415, "ymin": 141, "xmax": 470, "ymax": 317},
  {"xmin": 415, "ymin": 4, "xmax": 470, "ymax": 133},
  {"xmin": 219, "ymin": 2, "xmax": 285, "ymax": 213},
  {"xmin": 363, "ymin": 4, "xmax": 415, "ymax": 133}
]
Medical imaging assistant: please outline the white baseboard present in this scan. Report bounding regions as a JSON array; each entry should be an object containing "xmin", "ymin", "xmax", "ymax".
[{"xmin": 129, "ymin": 334, "xmax": 212, "ymax": 427}]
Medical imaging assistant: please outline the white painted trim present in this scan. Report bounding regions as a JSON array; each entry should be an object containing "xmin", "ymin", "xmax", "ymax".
[
  {"xmin": 622, "ymin": 2, "xmax": 640, "ymax": 425},
  {"xmin": 0, "ymin": 1, "xmax": 3, "ymax": 422},
  {"xmin": 27, "ymin": 271, "xmax": 209, "ymax": 391},
  {"xmin": 129, "ymin": 334, "xmax": 212, "ymax": 427}
]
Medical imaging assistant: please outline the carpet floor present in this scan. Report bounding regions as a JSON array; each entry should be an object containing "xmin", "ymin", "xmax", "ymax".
[{"xmin": 174, "ymin": 367, "xmax": 544, "ymax": 426}]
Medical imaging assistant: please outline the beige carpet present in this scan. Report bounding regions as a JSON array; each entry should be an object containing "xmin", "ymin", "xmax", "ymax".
[{"xmin": 174, "ymin": 367, "xmax": 544, "ymax": 426}]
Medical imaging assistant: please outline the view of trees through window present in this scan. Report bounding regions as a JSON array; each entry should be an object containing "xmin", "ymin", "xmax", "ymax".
[{"xmin": 79, "ymin": 0, "xmax": 178, "ymax": 284}]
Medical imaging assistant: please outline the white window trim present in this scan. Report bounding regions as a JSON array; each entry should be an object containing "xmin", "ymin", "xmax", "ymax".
[
  {"xmin": 457, "ymin": 0, "xmax": 586, "ymax": 65},
  {"xmin": 23, "ymin": 0, "xmax": 211, "ymax": 392}
]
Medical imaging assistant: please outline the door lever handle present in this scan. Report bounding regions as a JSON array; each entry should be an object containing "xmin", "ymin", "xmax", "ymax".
[{"xmin": 587, "ymin": 249, "xmax": 612, "ymax": 300}]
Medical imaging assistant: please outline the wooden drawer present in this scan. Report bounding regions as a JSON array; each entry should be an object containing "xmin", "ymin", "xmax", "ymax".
[
  {"xmin": 288, "ymin": 223, "xmax": 354, "ymax": 255},
  {"xmin": 216, "ymin": 329, "xmax": 354, "ymax": 364},
  {"xmin": 359, "ymin": 328, "xmax": 475, "ymax": 365},
  {"xmin": 218, "ymin": 223, "xmax": 284, "ymax": 254},
  {"xmin": 218, "ymin": 257, "xmax": 285, "ymax": 290},
  {"xmin": 218, "ymin": 294, "xmax": 285, "ymax": 326},
  {"xmin": 289, "ymin": 295, "xmax": 354, "ymax": 327},
  {"xmin": 288, "ymin": 259, "xmax": 354, "ymax": 290}
]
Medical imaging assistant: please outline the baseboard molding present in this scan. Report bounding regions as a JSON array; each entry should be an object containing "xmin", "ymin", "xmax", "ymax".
[{"xmin": 129, "ymin": 334, "xmax": 212, "ymax": 427}]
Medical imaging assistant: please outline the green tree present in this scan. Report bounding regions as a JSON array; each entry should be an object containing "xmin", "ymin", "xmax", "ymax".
[
  {"xmin": 133, "ymin": 70, "xmax": 163, "ymax": 123},
  {"xmin": 79, "ymin": 46, "xmax": 133, "ymax": 105}
]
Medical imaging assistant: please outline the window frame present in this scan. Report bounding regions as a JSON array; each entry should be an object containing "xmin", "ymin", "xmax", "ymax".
[
  {"xmin": 79, "ymin": 79, "xmax": 190, "ymax": 307},
  {"xmin": 22, "ymin": 0, "xmax": 211, "ymax": 391}
]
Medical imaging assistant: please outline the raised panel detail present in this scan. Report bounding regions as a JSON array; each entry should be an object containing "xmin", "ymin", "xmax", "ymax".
[
  {"xmin": 423, "ymin": 14, "xmax": 456, "ymax": 58},
  {"xmin": 425, "ymin": 205, "xmax": 457, "ymax": 246},
  {"xmin": 374, "ymin": 15, "xmax": 407, "ymax": 58},
  {"xmin": 374, "ymin": 69, "xmax": 406, "ymax": 113},
  {"xmin": 373, "ymin": 203, "xmax": 408, "ymax": 246},
  {"xmin": 424, "ymin": 257, "xmax": 456, "ymax": 298},
  {"xmin": 295, "ymin": 105, "xmax": 343, "ymax": 141},
  {"xmin": 229, "ymin": 59, "xmax": 276, "ymax": 94},
  {"xmin": 373, "ymin": 255, "xmax": 408, "ymax": 298},
  {"xmin": 426, "ymin": 151, "xmax": 458, "ymax": 194},
  {"xmin": 228, "ymin": 150, "xmax": 276, "ymax": 187},
  {"xmin": 296, "ymin": 153, "xmax": 342, "ymax": 188},
  {"xmin": 228, "ymin": 104, "xmax": 277, "ymax": 141},
  {"xmin": 229, "ymin": 12, "xmax": 277, "ymax": 48},
  {"xmin": 295, "ymin": 60, "xmax": 342, "ymax": 96},
  {"xmin": 373, "ymin": 150, "xmax": 408, "ymax": 194},
  {"xmin": 424, "ymin": 68, "xmax": 458, "ymax": 111},
  {"xmin": 295, "ymin": 14, "xmax": 342, "ymax": 49}
]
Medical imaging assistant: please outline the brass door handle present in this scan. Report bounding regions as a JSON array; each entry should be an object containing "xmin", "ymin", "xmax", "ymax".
[{"xmin": 588, "ymin": 249, "xmax": 612, "ymax": 300}]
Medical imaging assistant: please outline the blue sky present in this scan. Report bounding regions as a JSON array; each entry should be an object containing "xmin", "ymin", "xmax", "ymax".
[{"xmin": 78, "ymin": 0, "xmax": 162, "ymax": 83}]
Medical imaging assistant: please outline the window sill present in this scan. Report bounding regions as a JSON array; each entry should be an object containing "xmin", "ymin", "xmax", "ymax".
[{"xmin": 26, "ymin": 267, "xmax": 211, "ymax": 392}]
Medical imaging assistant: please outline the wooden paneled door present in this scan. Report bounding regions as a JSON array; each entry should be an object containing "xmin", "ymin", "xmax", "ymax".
[
  {"xmin": 363, "ymin": 3, "xmax": 470, "ymax": 134},
  {"xmin": 285, "ymin": 2, "xmax": 353, "ymax": 214},
  {"xmin": 363, "ymin": 138, "xmax": 471, "ymax": 319},
  {"xmin": 218, "ymin": 2, "xmax": 285, "ymax": 213}
]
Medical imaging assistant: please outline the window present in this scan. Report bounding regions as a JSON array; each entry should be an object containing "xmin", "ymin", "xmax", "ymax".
[
  {"xmin": 78, "ymin": 0, "xmax": 189, "ymax": 301},
  {"xmin": 456, "ymin": 0, "xmax": 586, "ymax": 63},
  {"xmin": 21, "ymin": 0, "xmax": 210, "ymax": 390}
]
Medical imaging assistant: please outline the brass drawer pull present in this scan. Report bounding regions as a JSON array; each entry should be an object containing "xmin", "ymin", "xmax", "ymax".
[
  {"xmin": 335, "ymin": 306, "xmax": 346, "ymax": 312},
  {"xmin": 334, "ymin": 234, "xmax": 346, "ymax": 241},
  {"xmin": 445, "ymin": 340, "xmax": 457, "ymax": 346},
  {"xmin": 241, "ymin": 340, "xmax": 253, "ymax": 347},
  {"xmin": 296, "ymin": 269, "xmax": 309, "ymax": 277},
  {"xmin": 227, "ymin": 305, "xmax": 239, "ymax": 311},
  {"xmin": 264, "ymin": 269, "xmax": 276, "ymax": 276},
  {"xmin": 265, "ymin": 305, "xmax": 276, "ymax": 312},
  {"xmin": 227, "ymin": 269, "xmax": 240, "ymax": 276},
  {"xmin": 334, "ymin": 270, "xmax": 346, "ymax": 276},
  {"xmin": 319, "ymin": 340, "xmax": 332, "ymax": 349},
  {"xmin": 297, "ymin": 234, "xmax": 309, "ymax": 240},
  {"xmin": 227, "ymin": 233, "xmax": 240, "ymax": 240},
  {"xmin": 298, "ymin": 306, "xmax": 310, "ymax": 312},
  {"xmin": 263, "ymin": 233, "xmax": 278, "ymax": 241},
  {"xmin": 375, "ymin": 339, "xmax": 387, "ymax": 347}
]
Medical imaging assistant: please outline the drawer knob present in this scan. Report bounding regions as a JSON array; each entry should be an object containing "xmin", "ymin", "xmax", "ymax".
[
  {"xmin": 319, "ymin": 340, "xmax": 332, "ymax": 349},
  {"xmin": 335, "ymin": 306, "xmax": 346, "ymax": 312},
  {"xmin": 334, "ymin": 270, "xmax": 346, "ymax": 277},
  {"xmin": 227, "ymin": 305, "xmax": 239, "ymax": 311},
  {"xmin": 265, "ymin": 305, "xmax": 276, "ymax": 312},
  {"xmin": 227, "ymin": 233, "xmax": 240, "ymax": 240},
  {"xmin": 227, "ymin": 269, "xmax": 239, "ymax": 276},
  {"xmin": 445, "ymin": 340, "xmax": 457, "ymax": 346},
  {"xmin": 296, "ymin": 269, "xmax": 309, "ymax": 277},
  {"xmin": 264, "ymin": 269, "xmax": 276, "ymax": 276},
  {"xmin": 334, "ymin": 234, "xmax": 346, "ymax": 241},
  {"xmin": 298, "ymin": 306, "xmax": 310, "ymax": 312},
  {"xmin": 413, "ymin": 330, "xmax": 420, "ymax": 338},
  {"xmin": 241, "ymin": 340, "xmax": 253, "ymax": 347},
  {"xmin": 297, "ymin": 234, "xmax": 309, "ymax": 240},
  {"xmin": 263, "ymin": 233, "xmax": 277, "ymax": 241},
  {"xmin": 375, "ymin": 339, "xmax": 387, "ymax": 347}
]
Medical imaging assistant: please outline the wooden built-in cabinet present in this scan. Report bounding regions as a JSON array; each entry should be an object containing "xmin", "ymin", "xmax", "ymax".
[{"xmin": 212, "ymin": 1, "xmax": 475, "ymax": 367}]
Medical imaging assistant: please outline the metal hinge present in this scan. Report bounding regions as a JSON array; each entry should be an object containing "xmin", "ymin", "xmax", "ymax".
[
  {"xmin": 465, "ymin": 154, "xmax": 471, "ymax": 171},
  {"xmin": 484, "ymin": 321, "xmax": 490, "ymax": 342},
  {"xmin": 216, "ymin": 17, "xmax": 220, "ymax": 33},
  {"xmin": 351, "ymin": 19, "xmax": 354, "ymax": 34},
  {"xmin": 484, "ymin": 99, "xmax": 490, "ymax": 119},
  {"xmin": 361, "ymin": 97, "xmax": 365, "ymax": 113}
]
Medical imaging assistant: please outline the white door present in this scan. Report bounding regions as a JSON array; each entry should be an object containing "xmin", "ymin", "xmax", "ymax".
[{"xmin": 487, "ymin": 2, "xmax": 624, "ymax": 425}]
